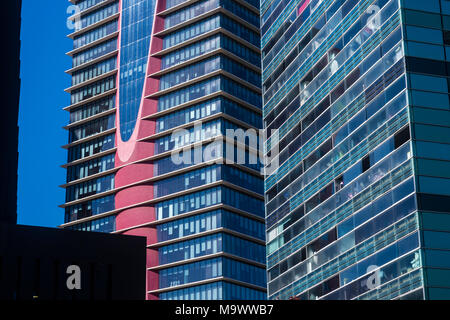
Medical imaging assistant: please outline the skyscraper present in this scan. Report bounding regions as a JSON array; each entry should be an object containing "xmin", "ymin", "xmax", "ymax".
[
  {"xmin": 62, "ymin": 0, "xmax": 266, "ymax": 300},
  {"xmin": 263, "ymin": 0, "xmax": 450, "ymax": 300},
  {"xmin": 0, "ymin": 1, "xmax": 22, "ymax": 224}
]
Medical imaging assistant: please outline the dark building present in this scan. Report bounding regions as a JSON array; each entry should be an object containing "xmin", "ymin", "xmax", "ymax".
[
  {"xmin": 0, "ymin": 0, "xmax": 147, "ymax": 300},
  {"xmin": 0, "ymin": 223, "xmax": 146, "ymax": 300},
  {"xmin": 0, "ymin": 1, "xmax": 22, "ymax": 224}
]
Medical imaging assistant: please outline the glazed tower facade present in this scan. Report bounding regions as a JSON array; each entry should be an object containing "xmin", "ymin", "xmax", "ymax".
[
  {"xmin": 62, "ymin": 0, "xmax": 266, "ymax": 300},
  {"xmin": 263, "ymin": 0, "xmax": 450, "ymax": 300}
]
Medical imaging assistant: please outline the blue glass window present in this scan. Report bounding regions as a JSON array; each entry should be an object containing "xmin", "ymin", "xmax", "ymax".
[{"xmin": 118, "ymin": 0, "xmax": 155, "ymax": 141}]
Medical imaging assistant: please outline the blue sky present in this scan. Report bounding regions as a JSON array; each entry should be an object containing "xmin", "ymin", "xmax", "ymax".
[{"xmin": 18, "ymin": 1, "xmax": 73, "ymax": 227}]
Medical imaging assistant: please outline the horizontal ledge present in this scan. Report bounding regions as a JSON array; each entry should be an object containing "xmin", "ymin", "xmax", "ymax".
[
  {"xmin": 68, "ymin": 0, "xmax": 117, "ymax": 21},
  {"xmin": 63, "ymin": 108, "xmax": 116, "ymax": 130},
  {"xmin": 65, "ymin": 50, "xmax": 119, "ymax": 74},
  {"xmin": 139, "ymin": 112, "xmax": 259, "ymax": 141},
  {"xmin": 147, "ymin": 228, "xmax": 265, "ymax": 249},
  {"xmin": 142, "ymin": 91, "xmax": 261, "ymax": 120},
  {"xmin": 59, "ymin": 179, "xmax": 263, "ymax": 210},
  {"xmin": 64, "ymin": 69, "xmax": 118, "ymax": 93},
  {"xmin": 154, "ymin": 7, "xmax": 259, "ymax": 38},
  {"xmin": 66, "ymin": 32, "xmax": 119, "ymax": 56},
  {"xmin": 61, "ymin": 127, "xmax": 116, "ymax": 149},
  {"xmin": 157, "ymin": 0, "xmax": 259, "ymax": 17},
  {"xmin": 151, "ymin": 28, "xmax": 260, "ymax": 58},
  {"xmin": 63, "ymin": 88, "xmax": 117, "ymax": 111},
  {"xmin": 61, "ymin": 202, "xmax": 263, "ymax": 230},
  {"xmin": 145, "ymin": 70, "xmax": 261, "ymax": 99},
  {"xmin": 61, "ymin": 148, "xmax": 117, "ymax": 168},
  {"xmin": 60, "ymin": 167, "xmax": 118, "ymax": 188},
  {"xmin": 67, "ymin": 13, "xmax": 120, "ymax": 39},
  {"xmin": 148, "ymin": 252, "xmax": 265, "ymax": 271},
  {"xmin": 148, "ymin": 277, "xmax": 267, "ymax": 294},
  {"xmin": 150, "ymin": 48, "xmax": 261, "ymax": 78}
]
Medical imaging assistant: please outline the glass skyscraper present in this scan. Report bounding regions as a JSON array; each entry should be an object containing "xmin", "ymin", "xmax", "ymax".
[
  {"xmin": 262, "ymin": 0, "xmax": 450, "ymax": 300},
  {"xmin": 61, "ymin": 0, "xmax": 266, "ymax": 300}
]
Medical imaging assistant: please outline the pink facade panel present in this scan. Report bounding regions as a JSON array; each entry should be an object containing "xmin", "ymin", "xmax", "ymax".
[{"xmin": 114, "ymin": 0, "xmax": 166, "ymax": 299}]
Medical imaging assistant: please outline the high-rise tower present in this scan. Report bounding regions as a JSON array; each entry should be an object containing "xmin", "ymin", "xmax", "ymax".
[
  {"xmin": 0, "ymin": 1, "xmax": 22, "ymax": 224},
  {"xmin": 262, "ymin": 0, "xmax": 450, "ymax": 300},
  {"xmin": 62, "ymin": 0, "xmax": 266, "ymax": 300}
]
